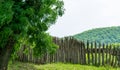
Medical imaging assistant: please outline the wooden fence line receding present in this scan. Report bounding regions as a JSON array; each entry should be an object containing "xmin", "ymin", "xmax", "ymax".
[{"xmin": 17, "ymin": 37, "xmax": 120, "ymax": 67}]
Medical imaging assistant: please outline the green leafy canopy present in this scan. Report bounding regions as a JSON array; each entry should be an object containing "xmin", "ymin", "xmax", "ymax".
[{"xmin": 0, "ymin": 0, "xmax": 64, "ymax": 56}]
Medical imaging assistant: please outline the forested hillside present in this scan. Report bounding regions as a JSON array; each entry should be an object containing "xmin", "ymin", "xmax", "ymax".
[{"xmin": 73, "ymin": 26, "xmax": 120, "ymax": 43}]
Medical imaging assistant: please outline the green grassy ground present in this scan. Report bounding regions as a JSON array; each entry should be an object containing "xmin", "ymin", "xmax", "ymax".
[{"xmin": 8, "ymin": 61, "xmax": 120, "ymax": 70}]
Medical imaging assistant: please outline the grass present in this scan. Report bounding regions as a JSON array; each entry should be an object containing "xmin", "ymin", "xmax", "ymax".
[{"xmin": 8, "ymin": 61, "xmax": 120, "ymax": 70}]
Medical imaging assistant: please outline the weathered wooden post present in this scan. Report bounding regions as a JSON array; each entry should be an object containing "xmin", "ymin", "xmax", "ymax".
[
  {"xmin": 87, "ymin": 41, "xmax": 90, "ymax": 65},
  {"xmin": 95, "ymin": 42, "xmax": 97, "ymax": 65},
  {"xmin": 116, "ymin": 47, "xmax": 120, "ymax": 67},
  {"xmin": 106, "ymin": 43, "xmax": 108, "ymax": 64},
  {"xmin": 98, "ymin": 42, "xmax": 101, "ymax": 66},
  {"xmin": 91, "ymin": 42, "xmax": 94, "ymax": 65},
  {"xmin": 102, "ymin": 43, "xmax": 105, "ymax": 65}
]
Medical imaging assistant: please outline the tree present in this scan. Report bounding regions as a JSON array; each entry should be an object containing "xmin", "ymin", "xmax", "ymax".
[{"xmin": 0, "ymin": 0, "xmax": 64, "ymax": 70}]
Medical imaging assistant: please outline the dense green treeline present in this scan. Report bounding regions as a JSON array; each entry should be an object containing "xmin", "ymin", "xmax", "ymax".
[{"xmin": 73, "ymin": 26, "xmax": 120, "ymax": 43}]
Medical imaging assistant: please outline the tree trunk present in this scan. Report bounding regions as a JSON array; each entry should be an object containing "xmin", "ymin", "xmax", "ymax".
[{"xmin": 0, "ymin": 37, "xmax": 15, "ymax": 70}]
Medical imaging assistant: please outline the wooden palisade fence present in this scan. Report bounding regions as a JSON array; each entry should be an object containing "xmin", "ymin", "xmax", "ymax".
[{"xmin": 17, "ymin": 37, "xmax": 120, "ymax": 67}]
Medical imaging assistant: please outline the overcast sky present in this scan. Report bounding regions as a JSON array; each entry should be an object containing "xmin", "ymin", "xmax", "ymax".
[{"xmin": 47, "ymin": 0, "xmax": 120, "ymax": 37}]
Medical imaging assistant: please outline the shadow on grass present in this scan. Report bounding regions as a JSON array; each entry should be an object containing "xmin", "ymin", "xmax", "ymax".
[{"xmin": 8, "ymin": 61, "xmax": 37, "ymax": 70}]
